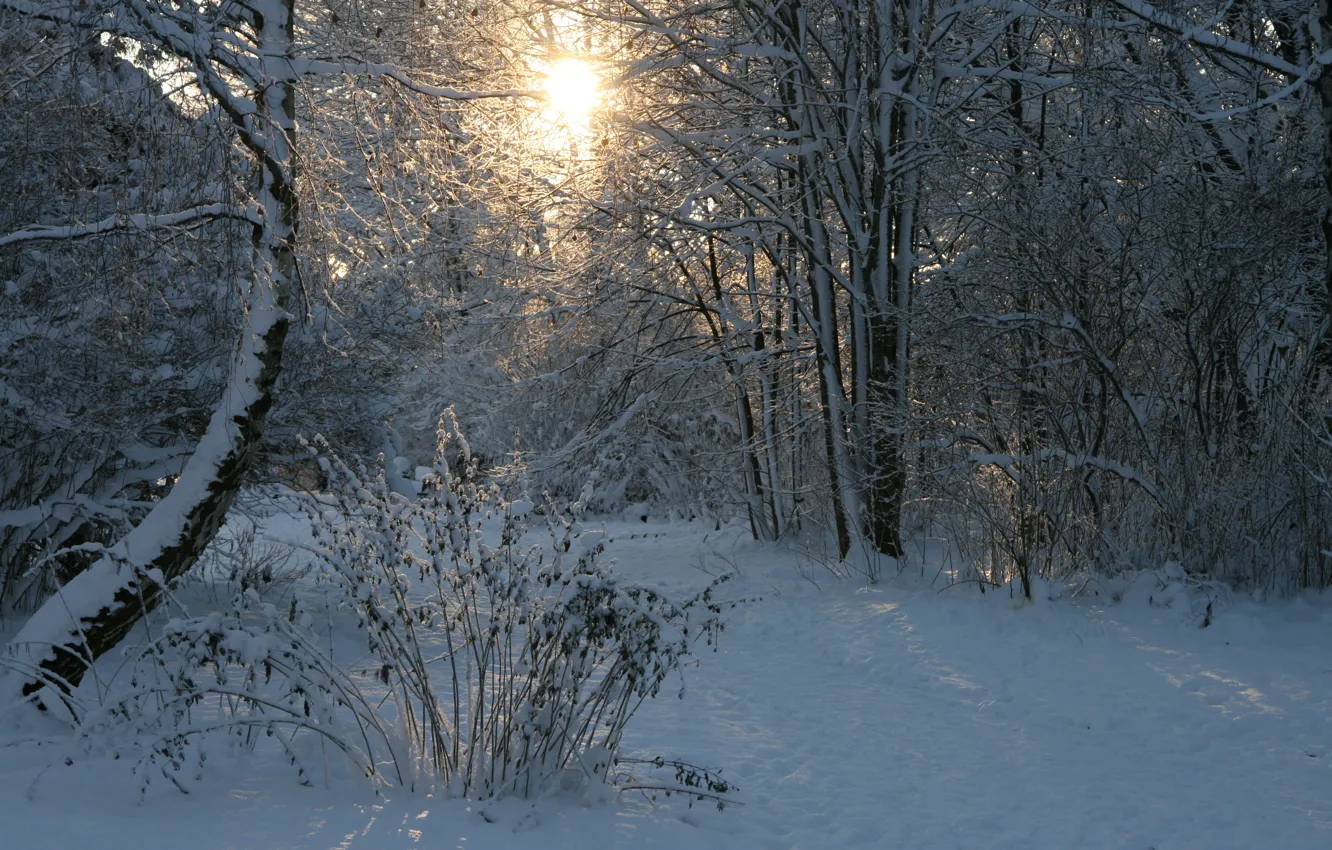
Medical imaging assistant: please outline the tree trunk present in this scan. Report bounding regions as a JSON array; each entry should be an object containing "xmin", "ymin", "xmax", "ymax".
[
  {"xmin": 1, "ymin": 0, "xmax": 298, "ymax": 707},
  {"xmin": 1317, "ymin": 0, "xmax": 1332, "ymax": 376},
  {"xmin": 864, "ymin": 0, "xmax": 919, "ymax": 561},
  {"xmin": 775, "ymin": 0, "xmax": 856, "ymax": 558}
]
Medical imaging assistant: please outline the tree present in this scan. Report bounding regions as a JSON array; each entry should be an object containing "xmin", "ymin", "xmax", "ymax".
[
  {"xmin": 913, "ymin": 0, "xmax": 1332, "ymax": 593},
  {"xmin": 1107, "ymin": 0, "xmax": 1332, "ymax": 373},
  {"xmin": 0, "ymin": 0, "xmax": 524, "ymax": 707}
]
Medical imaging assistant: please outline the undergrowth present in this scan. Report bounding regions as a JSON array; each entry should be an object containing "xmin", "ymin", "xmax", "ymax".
[{"xmin": 65, "ymin": 413, "xmax": 739, "ymax": 802}]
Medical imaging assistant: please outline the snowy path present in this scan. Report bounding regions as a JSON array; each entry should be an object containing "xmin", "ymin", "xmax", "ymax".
[
  {"xmin": 4, "ymin": 521, "xmax": 1331, "ymax": 849},
  {"xmin": 607, "ymin": 525, "xmax": 1332, "ymax": 850}
]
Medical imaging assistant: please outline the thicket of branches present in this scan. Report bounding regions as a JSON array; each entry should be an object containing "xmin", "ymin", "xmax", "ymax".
[
  {"xmin": 64, "ymin": 427, "xmax": 732, "ymax": 799},
  {"xmin": 480, "ymin": 0, "xmax": 1332, "ymax": 594}
]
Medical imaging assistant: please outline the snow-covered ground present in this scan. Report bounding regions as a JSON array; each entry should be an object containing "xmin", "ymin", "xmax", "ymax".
[{"xmin": 3, "ymin": 518, "xmax": 1331, "ymax": 849}]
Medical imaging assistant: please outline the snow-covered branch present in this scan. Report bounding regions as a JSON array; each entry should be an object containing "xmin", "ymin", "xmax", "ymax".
[
  {"xmin": 1109, "ymin": 0, "xmax": 1304, "ymax": 79},
  {"xmin": 964, "ymin": 449, "xmax": 1164, "ymax": 505},
  {"xmin": 0, "ymin": 204, "xmax": 259, "ymax": 248},
  {"xmin": 293, "ymin": 59, "xmax": 537, "ymax": 101}
]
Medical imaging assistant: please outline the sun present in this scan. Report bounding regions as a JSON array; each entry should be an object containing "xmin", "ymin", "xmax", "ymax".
[{"xmin": 542, "ymin": 57, "xmax": 600, "ymax": 129}]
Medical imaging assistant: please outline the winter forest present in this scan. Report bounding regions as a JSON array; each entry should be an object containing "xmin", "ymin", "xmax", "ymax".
[{"xmin": 1, "ymin": 1, "xmax": 1330, "ymax": 848}]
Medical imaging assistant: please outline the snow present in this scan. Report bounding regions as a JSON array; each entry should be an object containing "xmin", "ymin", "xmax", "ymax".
[
  {"xmin": 0, "ymin": 204, "xmax": 259, "ymax": 248},
  {"xmin": 3, "ymin": 519, "xmax": 1331, "ymax": 848}
]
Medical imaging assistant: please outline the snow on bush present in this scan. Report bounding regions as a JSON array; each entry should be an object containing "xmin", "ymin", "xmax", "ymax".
[
  {"xmin": 1107, "ymin": 562, "xmax": 1233, "ymax": 627},
  {"xmin": 64, "ymin": 413, "xmax": 737, "ymax": 800}
]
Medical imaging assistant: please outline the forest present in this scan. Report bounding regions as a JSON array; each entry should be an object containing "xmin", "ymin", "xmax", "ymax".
[{"xmin": 1, "ymin": 2, "xmax": 1331, "ymax": 848}]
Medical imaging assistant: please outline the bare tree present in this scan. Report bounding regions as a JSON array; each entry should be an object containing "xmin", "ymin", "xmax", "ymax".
[{"xmin": 0, "ymin": 0, "xmax": 525, "ymax": 707}]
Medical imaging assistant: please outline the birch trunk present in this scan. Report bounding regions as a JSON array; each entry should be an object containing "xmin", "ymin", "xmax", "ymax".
[{"xmin": 1, "ymin": 0, "xmax": 298, "ymax": 706}]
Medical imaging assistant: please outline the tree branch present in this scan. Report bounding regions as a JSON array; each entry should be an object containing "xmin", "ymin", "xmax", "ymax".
[
  {"xmin": 0, "ymin": 204, "xmax": 259, "ymax": 248},
  {"xmin": 1108, "ymin": 0, "xmax": 1304, "ymax": 79}
]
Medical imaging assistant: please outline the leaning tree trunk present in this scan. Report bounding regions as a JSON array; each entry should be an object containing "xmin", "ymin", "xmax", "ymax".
[
  {"xmin": 3, "ymin": 271, "xmax": 291, "ymax": 705},
  {"xmin": 1, "ymin": 0, "xmax": 298, "ymax": 707}
]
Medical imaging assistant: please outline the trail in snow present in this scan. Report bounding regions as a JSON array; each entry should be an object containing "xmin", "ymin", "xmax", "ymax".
[
  {"xmin": 2, "ymin": 519, "xmax": 1330, "ymax": 849},
  {"xmin": 606, "ymin": 524, "xmax": 1332, "ymax": 850}
]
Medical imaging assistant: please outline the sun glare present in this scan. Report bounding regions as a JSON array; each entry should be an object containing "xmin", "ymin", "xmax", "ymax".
[{"xmin": 542, "ymin": 57, "xmax": 600, "ymax": 129}]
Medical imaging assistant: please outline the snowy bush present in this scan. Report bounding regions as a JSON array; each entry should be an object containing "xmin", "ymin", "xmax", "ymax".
[
  {"xmin": 68, "ymin": 414, "xmax": 734, "ymax": 799},
  {"xmin": 1108, "ymin": 562, "xmax": 1233, "ymax": 627}
]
